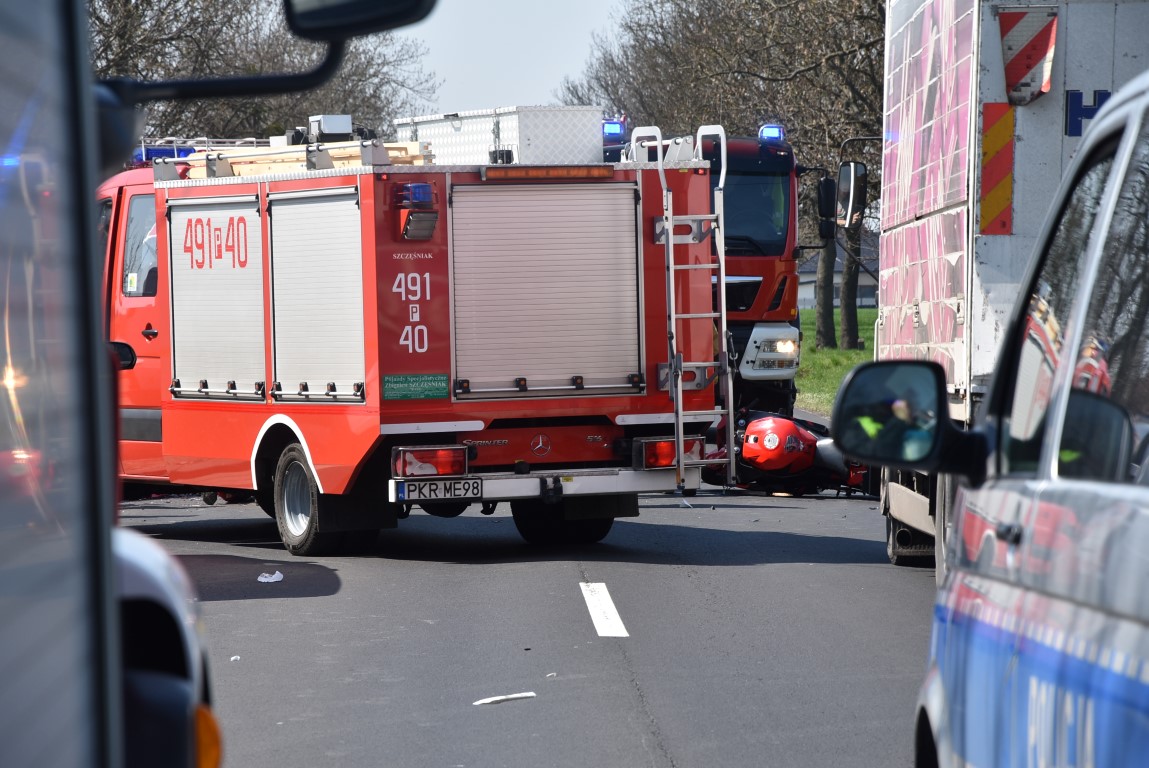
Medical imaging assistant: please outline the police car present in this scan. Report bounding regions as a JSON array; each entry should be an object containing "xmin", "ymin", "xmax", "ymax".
[{"xmin": 832, "ymin": 68, "xmax": 1149, "ymax": 766}]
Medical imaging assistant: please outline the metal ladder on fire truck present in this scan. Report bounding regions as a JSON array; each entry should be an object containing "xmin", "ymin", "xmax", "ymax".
[{"xmin": 627, "ymin": 125, "xmax": 737, "ymax": 490}]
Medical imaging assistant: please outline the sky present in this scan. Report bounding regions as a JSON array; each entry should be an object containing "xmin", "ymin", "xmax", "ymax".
[{"xmin": 403, "ymin": 0, "xmax": 618, "ymax": 115}]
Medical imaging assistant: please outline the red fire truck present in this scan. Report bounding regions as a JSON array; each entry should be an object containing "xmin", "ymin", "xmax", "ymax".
[
  {"xmin": 705, "ymin": 126, "xmax": 805, "ymax": 417},
  {"xmin": 608, "ymin": 119, "xmax": 817, "ymax": 417},
  {"xmin": 97, "ymin": 118, "xmax": 736, "ymax": 555}
]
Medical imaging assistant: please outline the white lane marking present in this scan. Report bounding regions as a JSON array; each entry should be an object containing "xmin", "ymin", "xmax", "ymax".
[{"xmin": 580, "ymin": 582, "xmax": 629, "ymax": 637}]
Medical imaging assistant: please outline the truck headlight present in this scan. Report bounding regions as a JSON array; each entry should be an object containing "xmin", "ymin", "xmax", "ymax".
[
  {"xmin": 775, "ymin": 339, "xmax": 798, "ymax": 357},
  {"xmin": 756, "ymin": 338, "xmax": 799, "ymax": 357}
]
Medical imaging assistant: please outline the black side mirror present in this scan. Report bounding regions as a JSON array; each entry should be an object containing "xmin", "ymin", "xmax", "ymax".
[
  {"xmin": 831, "ymin": 360, "xmax": 989, "ymax": 486},
  {"xmin": 1059, "ymin": 389, "xmax": 1134, "ymax": 481},
  {"xmin": 817, "ymin": 175, "xmax": 836, "ymax": 221},
  {"xmin": 831, "ymin": 361, "xmax": 944, "ymax": 466},
  {"xmin": 109, "ymin": 341, "xmax": 136, "ymax": 371}
]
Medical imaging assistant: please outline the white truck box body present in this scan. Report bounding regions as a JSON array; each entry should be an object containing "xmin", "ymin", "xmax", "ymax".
[
  {"xmin": 394, "ymin": 105, "xmax": 604, "ymax": 165},
  {"xmin": 880, "ymin": 0, "xmax": 1149, "ymax": 423}
]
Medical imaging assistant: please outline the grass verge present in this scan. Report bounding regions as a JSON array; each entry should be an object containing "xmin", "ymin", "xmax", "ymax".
[{"xmin": 794, "ymin": 307, "xmax": 878, "ymax": 417}]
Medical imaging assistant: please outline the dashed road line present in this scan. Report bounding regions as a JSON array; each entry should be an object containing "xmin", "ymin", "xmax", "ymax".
[{"xmin": 580, "ymin": 582, "xmax": 629, "ymax": 637}]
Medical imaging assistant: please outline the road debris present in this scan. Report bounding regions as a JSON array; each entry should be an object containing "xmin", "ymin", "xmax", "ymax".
[
  {"xmin": 472, "ymin": 692, "xmax": 536, "ymax": 706},
  {"xmin": 257, "ymin": 571, "xmax": 284, "ymax": 583}
]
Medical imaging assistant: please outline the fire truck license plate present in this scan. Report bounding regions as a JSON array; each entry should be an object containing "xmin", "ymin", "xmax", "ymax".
[{"xmin": 397, "ymin": 478, "xmax": 482, "ymax": 502}]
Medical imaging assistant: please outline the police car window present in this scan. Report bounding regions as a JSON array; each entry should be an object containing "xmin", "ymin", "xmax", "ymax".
[
  {"xmin": 1059, "ymin": 116, "xmax": 1149, "ymax": 482},
  {"xmin": 122, "ymin": 194, "xmax": 157, "ymax": 298},
  {"xmin": 1001, "ymin": 151, "xmax": 1114, "ymax": 475}
]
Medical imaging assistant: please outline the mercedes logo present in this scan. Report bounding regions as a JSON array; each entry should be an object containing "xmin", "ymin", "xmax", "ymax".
[{"xmin": 530, "ymin": 434, "xmax": 552, "ymax": 457}]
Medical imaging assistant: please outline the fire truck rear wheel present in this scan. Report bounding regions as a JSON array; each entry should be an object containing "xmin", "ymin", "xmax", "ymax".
[
  {"xmin": 255, "ymin": 484, "xmax": 275, "ymax": 518},
  {"xmin": 510, "ymin": 499, "xmax": 613, "ymax": 546},
  {"xmin": 567, "ymin": 516, "xmax": 614, "ymax": 544},
  {"xmin": 273, "ymin": 444, "xmax": 343, "ymax": 556}
]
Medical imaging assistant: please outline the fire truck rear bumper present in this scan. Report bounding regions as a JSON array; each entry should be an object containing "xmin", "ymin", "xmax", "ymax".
[{"xmin": 387, "ymin": 467, "xmax": 700, "ymax": 504}]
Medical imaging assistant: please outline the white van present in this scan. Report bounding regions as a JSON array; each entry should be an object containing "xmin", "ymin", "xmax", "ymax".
[{"xmin": 833, "ymin": 68, "xmax": 1149, "ymax": 766}]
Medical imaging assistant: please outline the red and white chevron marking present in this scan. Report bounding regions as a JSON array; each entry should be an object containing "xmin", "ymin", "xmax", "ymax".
[{"xmin": 999, "ymin": 8, "xmax": 1059, "ymax": 106}]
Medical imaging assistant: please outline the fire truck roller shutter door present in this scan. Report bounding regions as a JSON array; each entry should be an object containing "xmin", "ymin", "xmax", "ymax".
[
  {"xmin": 268, "ymin": 188, "xmax": 366, "ymax": 399},
  {"xmin": 451, "ymin": 183, "xmax": 641, "ymax": 398},
  {"xmin": 167, "ymin": 195, "xmax": 266, "ymax": 398}
]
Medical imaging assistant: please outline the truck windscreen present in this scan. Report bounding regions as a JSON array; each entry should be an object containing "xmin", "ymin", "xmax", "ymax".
[{"xmin": 719, "ymin": 171, "xmax": 789, "ymax": 255}]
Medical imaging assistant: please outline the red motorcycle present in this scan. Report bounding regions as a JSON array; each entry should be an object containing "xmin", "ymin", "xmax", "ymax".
[{"xmin": 703, "ymin": 409, "xmax": 871, "ymax": 496}]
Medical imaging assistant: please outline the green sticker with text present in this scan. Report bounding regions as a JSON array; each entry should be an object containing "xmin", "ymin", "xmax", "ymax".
[{"xmin": 383, "ymin": 374, "xmax": 450, "ymax": 400}]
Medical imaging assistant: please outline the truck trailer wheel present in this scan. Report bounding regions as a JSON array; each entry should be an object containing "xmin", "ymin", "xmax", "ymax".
[
  {"xmin": 510, "ymin": 499, "xmax": 614, "ymax": 546},
  {"xmin": 273, "ymin": 444, "xmax": 343, "ymax": 556}
]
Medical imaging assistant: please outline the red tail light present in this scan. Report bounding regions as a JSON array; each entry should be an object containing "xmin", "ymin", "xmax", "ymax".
[
  {"xmin": 391, "ymin": 446, "xmax": 467, "ymax": 477},
  {"xmin": 636, "ymin": 437, "xmax": 703, "ymax": 469}
]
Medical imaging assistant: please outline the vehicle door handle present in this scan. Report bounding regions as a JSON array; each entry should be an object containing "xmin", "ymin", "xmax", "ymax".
[
  {"xmin": 994, "ymin": 522, "xmax": 1023, "ymax": 546},
  {"xmin": 141, "ymin": 328, "xmax": 159, "ymax": 340}
]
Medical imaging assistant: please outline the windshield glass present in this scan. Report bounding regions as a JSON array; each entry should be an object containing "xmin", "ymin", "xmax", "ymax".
[{"xmin": 719, "ymin": 171, "xmax": 790, "ymax": 254}]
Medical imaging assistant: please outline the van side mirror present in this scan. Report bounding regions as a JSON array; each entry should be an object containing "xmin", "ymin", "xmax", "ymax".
[
  {"xmin": 836, "ymin": 161, "xmax": 868, "ymax": 233},
  {"xmin": 285, "ymin": 0, "xmax": 436, "ymax": 41}
]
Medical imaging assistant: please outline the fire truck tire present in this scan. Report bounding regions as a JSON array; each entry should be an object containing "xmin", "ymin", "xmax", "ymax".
[
  {"xmin": 567, "ymin": 516, "xmax": 614, "ymax": 544},
  {"xmin": 255, "ymin": 484, "xmax": 275, "ymax": 518},
  {"xmin": 421, "ymin": 502, "xmax": 469, "ymax": 518},
  {"xmin": 510, "ymin": 500, "xmax": 562, "ymax": 545},
  {"xmin": 510, "ymin": 499, "xmax": 614, "ymax": 546},
  {"xmin": 273, "ymin": 444, "xmax": 343, "ymax": 556}
]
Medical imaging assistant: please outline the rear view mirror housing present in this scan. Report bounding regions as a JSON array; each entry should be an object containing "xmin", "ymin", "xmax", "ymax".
[
  {"xmin": 831, "ymin": 360, "xmax": 989, "ymax": 486},
  {"xmin": 100, "ymin": 0, "xmax": 438, "ymax": 103},
  {"xmin": 97, "ymin": 0, "xmax": 438, "ymax": 172},
  {"xmin": 285, "ymin": 0, "xmax": 436, "ymax": 42}
]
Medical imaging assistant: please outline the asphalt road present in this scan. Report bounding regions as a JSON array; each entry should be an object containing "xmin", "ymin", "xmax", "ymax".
[{"xmin": 121, "ymin": 487, "xmax": 936, "ymax": 768}]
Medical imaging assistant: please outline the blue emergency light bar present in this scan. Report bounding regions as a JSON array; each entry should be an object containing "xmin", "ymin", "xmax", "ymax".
[
  {"xmin": 758, "ymin": 124, "xmax": 785, "ymax": 141},
  {"xmin": 395, "ymin": 182, "xmax": 434, "ymax": 209},
  {"xmin": 132, "ymin": 145, "xmax": 198, "ymax": 164},
  {"xmin": 602, "ymin": 120, "xmax": 625, "ymax": 138}
]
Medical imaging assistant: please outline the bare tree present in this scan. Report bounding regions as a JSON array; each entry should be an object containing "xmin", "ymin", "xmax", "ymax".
[
  {"xmin": 560, "ymin": 0, "xmax": 885, "ymax": 348},
  {"xmin": 89, "ymin": 0, "xmax": 439, "ymax": 140},
  {"xmin": 815, "ymin": 240, "xmax": 838, "ymax": 349}
]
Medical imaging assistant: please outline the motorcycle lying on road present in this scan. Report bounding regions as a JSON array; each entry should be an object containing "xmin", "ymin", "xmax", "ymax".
[{"xmin": 702, "ymin": 408, "xmax": 873, "ymax": 496}]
